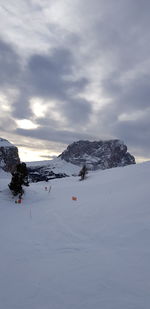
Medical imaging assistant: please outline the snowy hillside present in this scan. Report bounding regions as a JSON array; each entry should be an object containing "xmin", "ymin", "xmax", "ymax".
[
  {"xmin": 0, "ymin": 137, "xmax": 15, "ymax": 147},
  {"xmin": 26, "ymin": 157, "xmax": 80, "ymax": 176},
  {"xmin": 0, "ymin": 162, "xmax": 150, "ymax": 308}
]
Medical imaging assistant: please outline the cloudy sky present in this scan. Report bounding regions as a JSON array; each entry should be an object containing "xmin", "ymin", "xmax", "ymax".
[{"xmin": 0, "ymin": 0, "xmax": 150, "ymax": 162}]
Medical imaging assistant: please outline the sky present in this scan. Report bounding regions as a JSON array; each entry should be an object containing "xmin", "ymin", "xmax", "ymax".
[{"xmin": 0, "ymin": 0, "xmax": 150, "ymax": 162}]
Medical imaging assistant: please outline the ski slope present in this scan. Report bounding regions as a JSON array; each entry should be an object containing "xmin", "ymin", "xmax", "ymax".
[{"xmin": 0, "ymin": 162, "xmax": 150, "ymax": 309}]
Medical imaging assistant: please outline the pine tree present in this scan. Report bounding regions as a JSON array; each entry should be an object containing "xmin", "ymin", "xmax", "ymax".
[{"xmin": 9, "ymin": 162, "xmax": 29, "ymax": 196}]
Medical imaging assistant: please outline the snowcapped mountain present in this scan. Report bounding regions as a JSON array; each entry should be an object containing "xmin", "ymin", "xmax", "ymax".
[
  {"xmin": 27, "ymin": 139, "xmax": 135, "ymax": 182},
  {"xmin": 0, "ymin": 161, "xmax": 150, "ymax": 308},
  {"xmin": 0, "ymin": 138, "xmax": 135, "ymax": 181},
  {"xmin": 60, "ymin": 139, "xmax": 136, "ymax": 170}
]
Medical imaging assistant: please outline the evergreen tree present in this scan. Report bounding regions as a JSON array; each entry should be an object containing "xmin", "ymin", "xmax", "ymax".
[{"xmin": 9, "ymin": 162, "xmax": 29, "ymax": 196}]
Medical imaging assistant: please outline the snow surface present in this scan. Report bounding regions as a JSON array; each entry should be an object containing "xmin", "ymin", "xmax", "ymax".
[
  {"xmin": 0, "ymin": 138, "xmax": 14, "ymax": 148},
  {"xmin": 27, "ymin": 157, "xmax": 80, "ymax": 176},
  {"xmin": 0, "ymin": 162, "xmax": 150, "ymax": 308}
]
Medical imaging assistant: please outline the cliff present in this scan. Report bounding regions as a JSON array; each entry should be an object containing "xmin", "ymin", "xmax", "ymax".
[
  {"xmin": 60, "ymin": 139, "xmax": 136, "ymax": 170},
  {"xmin": 0, "ymin": 138, "xmax": 20, "ymax": 172}
]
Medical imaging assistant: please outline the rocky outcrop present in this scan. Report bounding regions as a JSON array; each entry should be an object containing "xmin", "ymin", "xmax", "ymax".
[
  {"xmin": 27, "ymin": 158, "xmax": 80, "ymax": 182},
  {"xmin": 28, "ymin": 166, "xmax": 68, "ymax": 182},
  {"xmin": 0, "ymin": 138, "xmax": 20, "ymax": 172},
  {"xmin": 60, "ymin": 139, "xmax": 136, "ymax": 170}
]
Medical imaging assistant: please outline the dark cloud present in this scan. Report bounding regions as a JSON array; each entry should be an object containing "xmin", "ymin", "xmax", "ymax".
[
  {"xmin": 1, "ymin": 1, "xmax": 150, "ymax": 161},
  {"xmin": 16, "ymin": 127, "xmax": 94, "ymax": 145},
  {"xmin": 120, "ymin": 76, "xmax": 150, "ymax": 111},
  {"xmin": 27, "ymin": 48, "xmax": 73, "ymax": 98},
  {"xmin": 0, "ymin": 116, "xmax": 16, "ymax": 132},
  {"xmin": 95, "ymin": 72, "xmax": 150, "ymax": 158},
  {"xmin": 64, "ymin": 98, "xmax": 92, "ymax": 125},
  {"xmin": 13, "ymin": 92, "xmax": 32, "ymax": 119},
  {"xmin": 114, "ymin": 111, "xmax": 150, "ymax": 158},
  {"xmin": 102, "ymin": 73, "xmax": 150, "ymax": 111},
  {"xmin": 0, "ymin": 39, "xmax": 21, "ymax": 88},
  {"xmin": 12, "ymin": 46, "xmax": 91, "ymax": 126},
  {"xmin": 26, "ymin": 48, "xmax": 89, "ymax": 100},
  {"xmin": 36, "ymin": 117, "xmax": 58, "ymax": 128},
  {"xmin": 84, "ymin": 0, "xmax": 150, "ymax": 75}
]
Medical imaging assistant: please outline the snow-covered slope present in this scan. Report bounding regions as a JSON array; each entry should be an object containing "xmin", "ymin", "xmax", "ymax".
[
  {"xmin": 27, "ymin": 157, "xmax": 80, "ymax": 175},
  {"xmin": 0, "ymin": 162, "xmax": 150, "ymax": 308},
  {"xmin": 0, "ymin": 138, "xmax": 14, "ymax": 147},
  {"xmin": 27, "ymin": 157, "xmax": 80, "ymax": 181}
]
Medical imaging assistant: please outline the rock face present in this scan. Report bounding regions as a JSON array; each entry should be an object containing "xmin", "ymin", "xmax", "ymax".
[
  {"xmin": 0, "ymin": 138, "xmax": 20, "ymax": 172},
  {"xmin": 60, "ymin": 139, "xmax": 136, "ymax": 170}
]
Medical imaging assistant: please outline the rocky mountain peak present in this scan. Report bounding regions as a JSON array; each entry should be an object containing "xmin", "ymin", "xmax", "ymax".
[
  {"xmin": 60, "ymin": 139, "xmax": 136, "ymax": 170},
  {"xmin": 0, "ymin": 138, "xmax": 20, "ymax": 172}
]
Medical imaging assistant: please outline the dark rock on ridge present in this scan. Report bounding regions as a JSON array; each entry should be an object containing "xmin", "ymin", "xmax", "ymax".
[
  {"xmin": 28, "ymin": 166, "xmax": 68, "ymax": 183},
  {"xmin": 60, "ymin": 139, "xmax": 136, "ymax": 170},
  {"xmin": 0, "ymin": 138, "xmax": 20, "ymax": 172}
]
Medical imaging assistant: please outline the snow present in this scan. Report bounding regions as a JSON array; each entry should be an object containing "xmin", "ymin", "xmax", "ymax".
[
  {"xmin": 27, "ymin": 157, "xmax": 80, "ymax": 176},
  {"xmin": 0, "ymin": 138, "xmax": 14, "ymax": 148},
  {"xmin": 0, "ymin": 161, "xmax": 150, "ymax": 308}
]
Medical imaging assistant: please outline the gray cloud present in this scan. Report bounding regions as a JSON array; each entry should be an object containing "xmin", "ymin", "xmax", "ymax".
[
  {"xmin": 114, "ymin": 111, "xmax": 150, "ymax": 158},
  {"xmin": 27, "ymin": 48, "xmax": 89, "ymax": 100},
  {"xmin": 27, "ymin": 48, "xmax": 73, "ymax": 99},
  {"xmin": 95, "ymin": 73, "xmax": 150, "ymax": 158},
  {"xmin": 12, "ymin": 46, "xmax": 91, "ymax": 126},
  {"xmin": 0, "ymin": 116, "xmax": 16, "ymax": 132},
  {"xmin": 0, "ymin": 0, "xmax": 150, "ymax": 161},
  {"xmin": 102, "ymin": 73, "xmax": 150, "ymax": 111},
  {"xmin": 16, "ymin": 126, "xmax": 95, "ymax": 145},
  {"xmin": 0, "ymin": 39, "xmax": 21, "ymax": 88}
]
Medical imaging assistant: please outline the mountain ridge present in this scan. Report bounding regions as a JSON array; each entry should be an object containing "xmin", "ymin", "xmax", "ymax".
[{"xmin": 59, "ymin": 139, "xmax": 136, "ymax": 170}]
